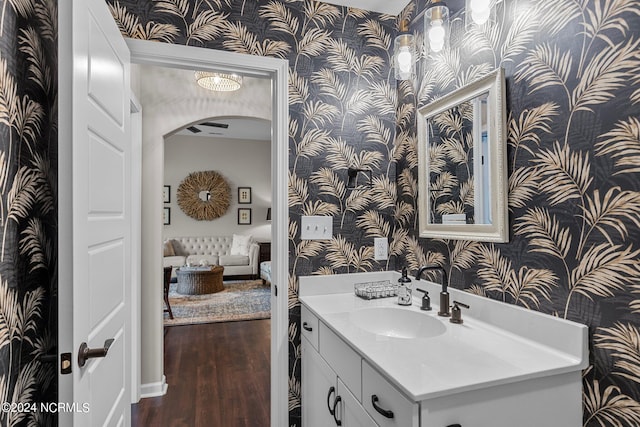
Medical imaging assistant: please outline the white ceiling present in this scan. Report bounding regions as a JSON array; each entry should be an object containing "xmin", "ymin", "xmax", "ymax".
[
  {"xmin": 138, "ymin": 65, "xmax": 272, "ymax": 141},
  {"xmin": 323, "ymin": 0, "xmax": 411, "ymax": 15}
]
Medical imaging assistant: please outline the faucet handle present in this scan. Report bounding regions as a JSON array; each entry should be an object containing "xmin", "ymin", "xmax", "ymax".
[
  {"xmin": 450, "ymin": 301, "xmax": 470, "ymax": 324},
  {"xmin": 415, "ymin": 288, "xmax": 432, "ymax": 311}
]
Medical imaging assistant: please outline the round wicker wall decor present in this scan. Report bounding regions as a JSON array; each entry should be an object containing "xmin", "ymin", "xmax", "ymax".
[{"xmin": 177, "ymin": 171, "xmax": 231, "ymax": 221}]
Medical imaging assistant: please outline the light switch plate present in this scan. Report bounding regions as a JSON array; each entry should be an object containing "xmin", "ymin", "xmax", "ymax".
[
  {"xmin": 301, "ymin": 216, "xmax": 333, "ymax": 240},
  {"xmin": 374, "ymin": 237, "xmax": 388, "ymax": 260}
]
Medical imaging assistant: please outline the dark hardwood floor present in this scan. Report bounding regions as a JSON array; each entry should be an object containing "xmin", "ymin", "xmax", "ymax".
[{"xmin": 132, "ymin": 319, "xmax": 270, "ymax": 427}]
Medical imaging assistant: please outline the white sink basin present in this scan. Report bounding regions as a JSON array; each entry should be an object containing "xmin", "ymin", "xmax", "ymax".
[{"xmin": 349, "ymin": 307, "xmax": 446, "ymax": 339}]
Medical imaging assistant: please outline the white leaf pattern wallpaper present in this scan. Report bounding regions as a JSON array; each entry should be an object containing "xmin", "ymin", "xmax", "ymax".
[{"xmin": 0, "ymin": 0, "xmax": 58, "ymax": 425}]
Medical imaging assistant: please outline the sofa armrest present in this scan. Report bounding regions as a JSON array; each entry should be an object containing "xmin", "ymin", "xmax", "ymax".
[
  {"xmin": 248, "ymin": 243, "xmax": 260, "ymax": 275},
  {"xmin": 163, "ymin": 256, "xmax": 186, "ymax": 268}
]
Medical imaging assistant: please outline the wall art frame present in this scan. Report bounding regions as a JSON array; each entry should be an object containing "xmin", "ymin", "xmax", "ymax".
[
  {"xmin": 238, "ymin": 208, "xmax": 252, "ymax": 225},
  {"xmin": 238, "ymin": 187, "xmax": 252, "ymax": 204},
  {"xmin": 163, "ymin": 207, "xmax": 171, "ymax": 225}
]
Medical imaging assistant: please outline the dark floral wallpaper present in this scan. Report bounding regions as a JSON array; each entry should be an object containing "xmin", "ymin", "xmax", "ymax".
[
  {"xmin": 0, "ymin": 0, "xmax": 58, "ymax": 425},
  {"xmin": 104, "ymin": 0, "xmax": 640, "ymax": 426},
  {"xmin": 398, "ymin": 0, "xmax": 640, "ymax": 426}
]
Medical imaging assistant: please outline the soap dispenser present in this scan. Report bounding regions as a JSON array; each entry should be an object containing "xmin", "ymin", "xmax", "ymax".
[{"xmin": 397, "ymin": 267, "xmax": 412, "ymax": 306}]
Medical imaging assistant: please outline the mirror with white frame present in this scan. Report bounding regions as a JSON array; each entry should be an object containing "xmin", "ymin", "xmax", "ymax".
[{"xmin": 417, "ymin": 68, "xmax": 508, "ymax": 242}]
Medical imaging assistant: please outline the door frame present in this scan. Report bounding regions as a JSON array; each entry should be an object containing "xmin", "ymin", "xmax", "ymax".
[
  {"xmin": 130, "ymin": 95, "xmax": 143, "ymax": 403},
  {"xmin": 126, "ymin": 39, "xmax": 289, "ymax": 426}
]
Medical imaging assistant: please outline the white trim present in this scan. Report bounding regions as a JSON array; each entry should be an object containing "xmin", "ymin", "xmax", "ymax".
[
  {"xmin": 130, "ymin": 95, "xmax": 143, "ymax": 404},
  {"xmin": 125, "ymin": 39, "xmax": 289, "ymax": 427},
  {"xmin": 140, "ymin": 376, "xmax": 168, "ymax": 398}
]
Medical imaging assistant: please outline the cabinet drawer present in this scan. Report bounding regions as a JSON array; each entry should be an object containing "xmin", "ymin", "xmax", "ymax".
[
  {"xmin": 362, "ymin": 360, "xmax": 418, "ymax": 427},
  {"xmin": 301, "ymin": 305, "xmax": 319, "ymax": 351},
  {"xmin": 319, "ymin": 322, "xmax": 362, "ymax": 401}
]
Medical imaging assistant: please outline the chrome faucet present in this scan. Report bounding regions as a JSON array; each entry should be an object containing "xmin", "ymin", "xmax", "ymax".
[{"xmin": 415, "ymin": 266, "xmax": 450, "ymax": 317}]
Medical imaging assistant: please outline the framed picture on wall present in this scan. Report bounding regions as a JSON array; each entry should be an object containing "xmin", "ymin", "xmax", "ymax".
[
  {"xmin": 163, "ymin": 185, "xmax": 171, "ymax": 203},
  {"xmin": 163, "ymin": 207, "xmax": 171, "ymax": 225},
  {"xmin": 238, "ymin": 208, "xmax": 252, "ymax": 225},
  {"xmin": 238, "ymin": 187, "xmax": 251, "ymax": 204}
]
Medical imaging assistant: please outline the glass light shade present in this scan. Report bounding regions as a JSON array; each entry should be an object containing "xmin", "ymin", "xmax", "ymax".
[
  {"xmin": 466, "ymin": 0, "xmax": 496, "ymax": 26},
  {"xmin": 425, "ymin": 3, "xmax": 450, "ymax": 54},
  {"xmin": 394, "ymin": 33, "xmax": 415, "ymax": 80},
  {"xmin": 195, "ymin": 71, "xmax": 243, "ymax": 91}
]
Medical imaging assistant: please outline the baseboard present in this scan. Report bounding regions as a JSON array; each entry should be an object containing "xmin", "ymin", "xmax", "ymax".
[{"xmin": 140, "ymin": 375, "xmax": 168, "ymax": 398}]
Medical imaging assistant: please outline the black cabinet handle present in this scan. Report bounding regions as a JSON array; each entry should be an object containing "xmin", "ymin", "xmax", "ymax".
[
  {"xmin": 302, "ymin": 322, "xmax": 313, "ymax": 332},
  {"xmin": 327, "ymin": 386, "xmax": 336, "ymax": 415},
  {"xmin": 332, "ymin": 396, "xmax": 342, "ymax": 426},
  {"xmin": 446, "ymin": 425, "xmax": 462, "ymax": 427},
  {"xmin": 371, "ymin": 395, "xmax": 394, "ymax": 419}
]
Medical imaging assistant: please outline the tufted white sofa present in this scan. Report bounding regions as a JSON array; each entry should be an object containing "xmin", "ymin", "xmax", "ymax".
[{"xmin": 163, "ymin": 236, "xmax": 260, "ymax": 279}]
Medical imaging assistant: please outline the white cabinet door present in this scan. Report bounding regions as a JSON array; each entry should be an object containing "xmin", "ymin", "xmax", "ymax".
[
  {"xmin": 59, "ymin": 0, "xmax": 131, "ymax": 425},
  {"xmin": 337, "ymin": 378, "xmax": 379, "ymax": 427},
  {"xmin": 302, "ymin": 337, "xmax": 340, "ymax": 427}
]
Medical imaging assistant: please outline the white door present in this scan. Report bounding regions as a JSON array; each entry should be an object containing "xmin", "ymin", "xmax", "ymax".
[{"xmin": 58, "ymin": 0, "xmax": 131, "ymax": 425}]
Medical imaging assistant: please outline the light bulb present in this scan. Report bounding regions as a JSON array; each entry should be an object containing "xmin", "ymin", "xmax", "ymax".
[
  {"xmin": 394, "ymin": 27, "xmax": 415, "ymax": 80},
  {"xmin": 470, "ymin": 0, "xmax": 491, "ymax": 25},
  {"xmin": 213, "ymin": 76, "xmax": 221, "ymax": 84},
  {"xmin": 397, "ymin": 48, "xmax": 412, "ymax": 73},
  {"xmin": 429, "ymin": 20, "xmax": 445, "ymax": 52}
]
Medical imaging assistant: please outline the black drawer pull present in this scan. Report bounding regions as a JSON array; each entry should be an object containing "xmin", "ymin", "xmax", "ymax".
[
  {"xmin": 327, "ymin": 386, "xmax": 336, "ymax": 415},
  {"xmin": 371, "ymin": 395, "xmax": 394, "ymax": 419},
  {"xmin": 446, "ymin": 424, "xmax": 462, "ymax": 427},
  {"xmin": 302, "ymin": 322, "xmax": 313, "ymax": 332},
  {"xmin": 332, "ymin": 395, "xmax": 342, "ymax": 426}
]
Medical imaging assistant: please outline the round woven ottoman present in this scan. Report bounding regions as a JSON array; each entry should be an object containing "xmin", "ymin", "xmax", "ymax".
[{"xmin": 176, "ymin": 265, "xmax": 224, "ymax": 295}]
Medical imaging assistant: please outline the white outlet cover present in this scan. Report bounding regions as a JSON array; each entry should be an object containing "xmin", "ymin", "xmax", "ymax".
[{"xmin": 374, "ymin": 237, "xmax": 388, "ymax": 260}]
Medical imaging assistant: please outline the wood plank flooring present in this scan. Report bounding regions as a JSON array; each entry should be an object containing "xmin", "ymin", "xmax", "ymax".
[{"xmin": 132, "ymin": 319, "xmax": 270, "ymax": 427}]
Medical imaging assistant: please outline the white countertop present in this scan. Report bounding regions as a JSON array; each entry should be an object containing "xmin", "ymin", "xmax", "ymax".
[{"xmin": 299, "ymin": 271, "xmax": 588, "ymax": 402}]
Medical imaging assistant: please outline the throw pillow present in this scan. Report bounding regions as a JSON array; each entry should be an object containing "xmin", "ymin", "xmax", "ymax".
[
  {"xmin": 163, "ymin": 240, "xmax": 175, "ymax": 257},
  {"xmin": 230, "ymin": 234, "xmax": 252, "ymax": 256}
]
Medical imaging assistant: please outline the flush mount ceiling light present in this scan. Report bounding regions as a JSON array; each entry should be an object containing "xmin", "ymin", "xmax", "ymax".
[
  {"xmin": 425, "ymin": 0, "xmax": 450, "ymax": 54},
  {"xmin": 194, "ymin": 71, "xmax": 243, "ymax": 92},
  {"xmin": 394, "ymin": 18, "xmax": 416, "ymax": 81}
]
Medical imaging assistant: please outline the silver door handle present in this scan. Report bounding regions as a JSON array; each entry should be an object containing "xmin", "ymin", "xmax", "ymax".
[{"xmin": 78, "ymin": 338, "xmax": 114, "ymax": 367}]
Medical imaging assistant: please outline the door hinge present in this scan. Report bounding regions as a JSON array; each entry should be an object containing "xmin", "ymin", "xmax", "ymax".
[{"xmin": 61, "ymin": 353, "xmax": 72, "ymax": 374}]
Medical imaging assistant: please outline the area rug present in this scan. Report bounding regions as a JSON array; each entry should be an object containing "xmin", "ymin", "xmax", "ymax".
[{"xmin": 163, "ymin": 279, "xmax": 271, "ymax": 326}]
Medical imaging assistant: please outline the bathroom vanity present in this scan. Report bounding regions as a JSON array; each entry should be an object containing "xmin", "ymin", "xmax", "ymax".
[{"xmin": 299, "ymin": 271, "xmax": 588, "ymax": 427}]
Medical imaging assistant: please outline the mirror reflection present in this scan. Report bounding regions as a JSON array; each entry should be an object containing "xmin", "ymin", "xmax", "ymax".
[
  {"xmin": 198, "ymin": 190, "xmax": 211, "ymax": 202},
  {"xmin": 427, "ymin": 92, "xmax": 490, "ymax": 225}
]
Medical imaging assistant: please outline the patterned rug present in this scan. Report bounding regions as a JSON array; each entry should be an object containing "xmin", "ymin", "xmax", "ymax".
[{"xmin": 163, "ymin": 279, "xmax": 271, "ymax": 326}]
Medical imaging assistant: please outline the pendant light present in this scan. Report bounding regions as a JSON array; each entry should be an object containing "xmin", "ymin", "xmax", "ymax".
[
  {"xmin": 394, "ymin": 19, "xmax": 415, "ymax": 81},
  {"xmin": 425, "ymin": 0, "xmax": 450, "ymax": 54}
]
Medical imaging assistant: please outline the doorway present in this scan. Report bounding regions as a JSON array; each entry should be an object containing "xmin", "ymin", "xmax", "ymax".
[
  {"xmin": 163, "ymin": 114, "xmax": 272, "ymax": 325},
  {"xmin": 127, "ymin": 40, "xmax": 289, "ymax": 425}
]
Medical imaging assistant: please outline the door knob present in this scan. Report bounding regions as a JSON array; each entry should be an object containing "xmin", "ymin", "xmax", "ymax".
[{"xmin": 78, "ymin": 338, "xmax": 114, "ymax": 367}]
